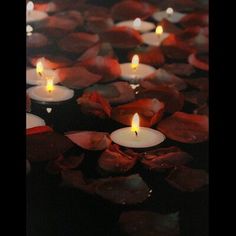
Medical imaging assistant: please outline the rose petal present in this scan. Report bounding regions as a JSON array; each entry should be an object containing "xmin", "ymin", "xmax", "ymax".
[
  {"xmin": 166, "ymin": 166, "xmax": 209, "ymax": 192},
  {"xmin": 77, "ymin": 92, "xmax": 112, "ymax": 118},
  {"xmin": 157, "ymin": 112, "xmax": 209, "ymax": 143},
  {"xmin": 140, "ymin": 146, "xmax": 193, "ymax": 171},
  {"xmin": 84, "ymin": 81, "xmax": 135, "ymax": 105},
  {"xmin": 57, "ymin": 66, "xmax": 102, "ymax": 89},
  {"xmin": 65, "ymin": 131, "xmax": 112, "ymax": 150},
  {"xmin": 159, "ymin": 19, "xmax": 183, "ymax": 34},
  {"xmin": 58, "ymin": 32, "xmax": 99, "ymax": 54},
  {"xmin": 184, "ymin": 77, "xmax": 208, "ymax": 91},
  {"xmin": 111, "ymin": 0, "xmax": 156, "ymax": 20},
  {"xmin": 99, "ymin": 26, "xmax": 142, "ymax": 48},
  {"xmin": 162, "ymin": 63, "xmax": 195, "ymax": 77},
  {"xmin": 161, "ymin": 34, "xmax": 196, "ymax": 60},
  {"xmin": 128, "ymin": 47, "xmax": 165, "ymax": 67},
  {"xmin": 111, "ymin": 98, "xmax": 165, "ymax": 127},
  {"xmin": 194, "ymin": 103, "xmax": 209, "ymax": 116},
  {"xmin": 98, "ymin": 144, "xmax": 137, "ymax": 173},
  {"xmin": 180, "ymin": 12, "xmax": 209, "ymax": 28},
  {"xmin": 184, "ymin": 90, "xmax": 208, "ymax": 106},
  {"xmin": 136, "ymin": 85, "xmax": 184, "ymax": 113},
  {"xmin": 141, "ymin": 68, "xmax": 187, "ymax": 91},
  {"xmin": 27, "ymin": 131, "xmax": 74, "ymax": 162},
  {"xmin": 188, "ymin": 52, "xmax": 209, "ymax": 71},
  {"xmin": 77, "ymin": 56, "xmax": 121, "ymax": 83},
  {"xmin": 77, "ymin": 43, "xmax": 101, "ymax": 62},
  {"xmin": 26, "ymin": 126, "xmax": 53, "ymax": 136},
  {"xmin": 27, "ymin": 33, "xmax": 49, "ymax": 49},
  {"xmin": 86, "ymin": 15, "xmax": 114, "ymax": 33}
]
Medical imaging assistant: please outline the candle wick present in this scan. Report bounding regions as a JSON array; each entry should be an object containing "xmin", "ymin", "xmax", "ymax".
[{"xmin": 135, "ymin": 131, "xmax": 138, "ymax": 136}]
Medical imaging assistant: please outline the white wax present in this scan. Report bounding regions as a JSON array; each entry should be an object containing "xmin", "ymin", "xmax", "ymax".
[
  {"xmin": 110, "ymin": 127, "xmax": 166, "ymax": 148},
  {"xmin": 142, "ymin": 32, "xmax": 170, "ymax": 47},
  {"xmin": 26, "ymin": 10, "xmax": 48, "ymax": 23},
  {"xmin": 26, "ymin": 68, "xmax": 60, "ymax": 85},
  {"xmin": 26, "ymin": 113, "xmax": 45, "ymax": 129},
  {"xmin": 116, "ymin": 20, "xmax": 155, "ymax": 33},
  {"xmin": 152, "ymin": 11, "xmax": 186, "ymax": 23},
  {"xmin": 27, "ymin": 85, "xmax": 74, "ymax": 103},
  {"xmin": 120, "ymin": 63, "xmax": 156, "ymax": 83}
]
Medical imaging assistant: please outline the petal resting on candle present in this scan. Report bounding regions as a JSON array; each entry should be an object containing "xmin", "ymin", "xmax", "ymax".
[
  {"xmin": 111, "ymin": 98, "xmax": 165, "ymax": 127},
  {"xmin": 99, "ymin": 26, "xmax": 143, "ymax": 49},
  {"xmin": 77, "ymin": 92, "xmax": 112, "ymax": 118},
  {"xmin": 77, "ymin": 56, "xmax": 121, "ymax": 83},
  {"xmin": 119, "ymin": 211, "xmax": 179, "ymax": 236},
  {"xmin": 166, "ymin": 165, "xmax": 209, "ymax": 192},
  {"xmin": 157, "ymin": 112, "xmax": 209, "ymax": 143},
  {"xmin": 111, "ymin": 0, "xmax": 156, "ymax": 21},
  {"xmin": 65, "ymin": 131, "xmax": 111, "ymax": 151},
  {"xmin": 98, "ymin": 144, "xmax": 138, "ymax": 173}
]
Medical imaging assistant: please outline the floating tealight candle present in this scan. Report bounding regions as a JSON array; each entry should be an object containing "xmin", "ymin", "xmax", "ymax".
[
  {"xmin": 26, "ymin": 25, "xmax": 33, "ymax": 36},
  {"xmin": 110, "ymin": 113, "xmax": 166, "ymax": 148},
  {"xmin": 27, "ymin": 78, "xmax": 74, "ymax": 104},
  {"xmin": 26, "ymin": 1, "xmax": 48, "ymax": 23},
  {"xmin": 120, "ymin": 55, "xmax": 156, "ymax": 83},
  {"xmin": 152, "ymin": 7, "xmax": 185, "ymax": 23},
  {"xmin": 27, "ymin": 60, "xmax": 60, "ymax": 85},
  {"xmin": 116, "ymin": 17, "xmax": 155, "ymax": 33},
  {"xmin": 142, "ymin": 25, "xmax": 170, "ymax": 47},
  {"xmin": 26, "ymin": 113, "xmax": 45, "ymax": 129}
]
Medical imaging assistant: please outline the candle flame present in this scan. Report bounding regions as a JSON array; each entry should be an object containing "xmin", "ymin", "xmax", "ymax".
[
  {"xmin": 133, "ymin": 18, "xmax": 141, "ymax": 28},
  {"xmin": 166, "ymin": 7, "xmax": 174, "ymax": 16},
  {"xmin": 27, "ymin": 1, "xmax": 34, "ymax": 11},
  {"xmin": 46, "ymin": 78, "xmax": 54, "ymax": 93},
  {"xmin": 36, "ymin": 61, "xmax": 44, "ymax": 77},
  {"xmin": 131, "ymin": 113, "xmax": 140, "ymax": 134},
  {"xmin": 155, "ymin": 25, "xmax": 163, "ymax": 36},
  {"xmin": 131, "ymin": 54, "xmax": 139, "ymax": 70}
]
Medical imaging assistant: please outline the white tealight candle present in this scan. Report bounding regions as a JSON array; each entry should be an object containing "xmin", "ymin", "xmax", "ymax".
[
  {"xmin": 120, "ymin": 55, "xmax": 156, "ymax": 83},
  {"xmin": 26, "ymin": 64, "xmax": 60, "ymax": 86},
  {"xmin": 27, "ymin": 82, "xmax": 74, "ymax": 103},
  {"xmin": 26, "ymin": 1, "xmax": 48, "ymax": 23},
  {"xmin": 152, "ymin": 8, "xmax": 186, "ymax": 23},
  {"xmin": 110, "ymin": 113, "xmax": 165, "ymax": 148},
  {"xmin": 142, "ymin": 25, "xmax": 170, "ymax": 47},
  {"xmin": 26, "ymin": 25, "xmax": 33, "ymax": 36},
  {"xmin": 26, "ymin": 113, "xmax": 45, "ymax": 129},
  {"xmin": 116, "ymin": 17, "xmax": 155, "ymax": 33}
]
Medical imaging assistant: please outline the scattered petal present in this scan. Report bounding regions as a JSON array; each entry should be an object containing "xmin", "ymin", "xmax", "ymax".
[{"xmin": 157, "ymin": 112, "xmax": 209, "ymax": 143}]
